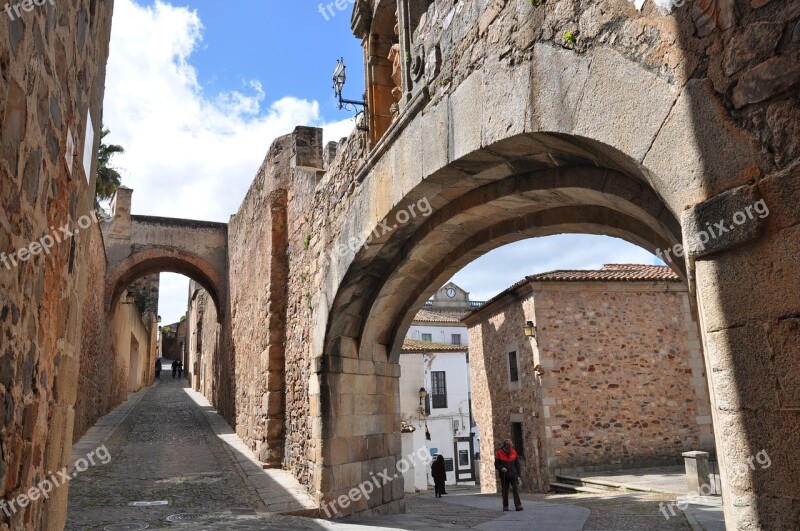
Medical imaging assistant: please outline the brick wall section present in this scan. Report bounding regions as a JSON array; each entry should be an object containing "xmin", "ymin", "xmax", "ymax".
[
  {"xmin": 0, "ymin": 1, "xmax": 115, "ymax": 529},
  {"xmin": 466, "ymin": 278, "xmax": 714, "ymax": 493}
]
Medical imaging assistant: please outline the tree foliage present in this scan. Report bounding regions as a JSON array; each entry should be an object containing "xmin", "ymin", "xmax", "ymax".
[{"xmin": 96, "ymin": 128, "xmax": 125, "ymax": 201}]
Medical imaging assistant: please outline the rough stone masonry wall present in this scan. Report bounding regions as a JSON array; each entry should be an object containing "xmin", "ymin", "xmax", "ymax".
[
  {"xmin": 467, "ymin": 294, "xmax": 547, "ymax": 494},
  {"xmin": 533, "ymin": 283, "xmax": 714, "ymax": 473},
  {"xmin": 73, "ymin": 223, "xmax": 126, "ymax": 444},
  {"xmin": 0, "ymin": 1, "xmax": 115, "ymax": 529}
]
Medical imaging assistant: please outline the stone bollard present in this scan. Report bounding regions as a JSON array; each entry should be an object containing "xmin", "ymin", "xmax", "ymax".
[{"xmin": 682, "ymin": 451, "xmax": 711, "ymax": 494}]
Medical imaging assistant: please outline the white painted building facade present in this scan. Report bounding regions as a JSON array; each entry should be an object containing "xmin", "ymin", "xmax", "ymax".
[{"xmin": 398, "ymin": 283, "xmax": 482, "ymax": 493}]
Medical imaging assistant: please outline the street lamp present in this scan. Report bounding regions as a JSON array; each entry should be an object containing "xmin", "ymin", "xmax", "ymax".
[
  {"xmin": 332, "ymin": 58, "xmax": 368, "ymax": 132},
  {"xmin": 523, "ymin": 320, "xmax": 537, "ymax": 341}
]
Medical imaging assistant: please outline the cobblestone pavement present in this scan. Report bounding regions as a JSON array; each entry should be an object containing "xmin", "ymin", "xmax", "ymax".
[
  {"xmin": 66, "ymin": 377, "xmax": 265, "ymax": 530},
  {"xmin": 66, "ymin": 378, "xmax": 713, "ymax": 530}
]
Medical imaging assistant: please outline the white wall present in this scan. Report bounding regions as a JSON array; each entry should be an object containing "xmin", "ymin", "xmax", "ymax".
[
  {"xmin": 398, "ymin": 352, "xmax": 430, "ymax": 492},
  {"xmin": 422, "ymin": 352, "xmax": 476, "ymax": 485},
  {"xmin": 408, "ymin": 323, "xmax": 468, "ymax": 346}
]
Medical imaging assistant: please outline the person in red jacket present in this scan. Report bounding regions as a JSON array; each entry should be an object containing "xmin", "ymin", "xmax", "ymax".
[{"xmin": 494, "ymin": 439, "xmax": 523, "ymax": 511}]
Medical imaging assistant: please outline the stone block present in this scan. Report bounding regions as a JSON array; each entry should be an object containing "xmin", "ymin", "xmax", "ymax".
[
  {"xmin": 644, "ymin": 80, "xmax": 761, "ymax": 213},
  {"xmin": 681, "ymin": 184, "xmax": 766, "ymax": 258},
  {"xmin": 449, "ymin": 69, "xmax": 484, "ymax": 161},
  {"xmin": 694, "ymin": 224, "xmax": 800, "ymax": 330},
  {"xmin": 732, "ymin": 55, "xmax": 800, "ymax": 109},
  {"xmin": 758, "ymin": 162, "xmax": 800, "ymax": 233},
  {"xmin": 420, "ymin": 98, "xmax": 449, "ymax": 178},
  {"xmin": 529, "ymin": 43, "xmax": 592, "ymax": 133},
  {"xmin": 481, "ymin": 61, "xmax": 531, "ymax": 147},
  {"xmin": 576, "ymin": 47, "xmax": 679, "ymax": 163}
]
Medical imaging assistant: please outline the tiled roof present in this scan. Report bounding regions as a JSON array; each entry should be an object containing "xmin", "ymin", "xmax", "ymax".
[
  {"xmin": 401, "ymin": 339, "xmax": 468, "ymax": 353},
  {"xmin": 526, "ymin": 264, "xmax": 679, "ymax": 282},
  {"xmin": 462, "ymin": 264, "xmax": 679, "ymax": 321},
  {"xmin": 412, "ymin": 309, "xmax": 464, "ymax": 323}
]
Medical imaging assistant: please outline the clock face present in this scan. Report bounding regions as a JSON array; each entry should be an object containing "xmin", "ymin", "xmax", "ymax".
[{"xmin": 446, "ymin": 288, "xmax": 456, "ymax": 298}]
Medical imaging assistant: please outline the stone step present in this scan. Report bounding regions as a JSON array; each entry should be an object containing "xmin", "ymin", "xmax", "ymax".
[
  {"xmin": 555, "ymin": 475, "xmax": 662, "ymax": 494},
  {"xmin": 549, "ymin": 481, "xmax": 608, "ymax": 494}
]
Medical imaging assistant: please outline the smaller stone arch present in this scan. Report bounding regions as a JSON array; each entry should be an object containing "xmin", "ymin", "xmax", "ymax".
[{"xmin": 104, "ymin": 246, "xmax": 226, "ymax": 322}]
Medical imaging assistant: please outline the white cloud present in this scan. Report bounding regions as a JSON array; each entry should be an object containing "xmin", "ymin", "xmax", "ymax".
[{"xmin": 104, "ymin": 0, "xmax": 352, "ymax": 324}]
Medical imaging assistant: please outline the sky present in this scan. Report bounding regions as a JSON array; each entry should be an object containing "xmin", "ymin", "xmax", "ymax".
[{"xmin": 103, "ymin": 0, "xmax": 661, "ymax": 325}]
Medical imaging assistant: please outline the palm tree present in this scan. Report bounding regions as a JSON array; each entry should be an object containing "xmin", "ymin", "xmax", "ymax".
[{"xmin": 96, "ymin": 128, "xmax": 125, "ymax": 201}]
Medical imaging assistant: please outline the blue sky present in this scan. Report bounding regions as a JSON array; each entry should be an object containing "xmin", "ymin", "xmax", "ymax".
[
  {"xmin": 104, "ymin": 0, "xmax": 660, "ymax": 325},
  {"xmin": 134, "ymin": 0, "xmax": 365, "ymax": 119}
]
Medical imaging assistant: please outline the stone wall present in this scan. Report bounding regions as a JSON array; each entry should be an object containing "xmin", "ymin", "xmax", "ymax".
[
  {"xmin": 185, "ymin": 284, "xmax": 220, "ymax": 403},
  {"xmin": 75, "ymin": 221, "xmax": 157, "ymax": 445},
  {"xmin": 172, "ymin": 0, "xmax": 799, "ymax": 523},
  {"xmin": 466, "ymin": 294, "xmax": 546, "ymax": 494},
  {"xmin": 0, "ymin": 0, "xmax": 115, "ymax": 529},
  {"xmin": 466, "ymin": 279, "xmax": 714, "ymax": 491},
  {"xmin": 74, "ymin": 224, "xmax": 117, "ymax": 443},
  {"xmin": 534, "ymin": 282, "xmax": 714, "ymax": 473}
]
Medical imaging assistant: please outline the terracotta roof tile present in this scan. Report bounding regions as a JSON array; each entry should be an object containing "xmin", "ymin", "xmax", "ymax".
[
  {"xmin": 526, "ymin": 264, "xmax": 679, "ymax": 282},
  {"xmin": 401, "ymin": 339, "xmax": 468, "ymax": 353},
  {"xmin": 412, "ymin": 309, "xmax": 464, "ymax": 323},
  {"xmin": 462, "ymin": 264, "xmax": 679, "ymax": 321}
]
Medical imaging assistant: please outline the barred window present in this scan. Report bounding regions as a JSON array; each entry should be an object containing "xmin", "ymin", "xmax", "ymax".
[{"xmin": 431, "ymin": 371, "xmax": 447, "ymax": 408}]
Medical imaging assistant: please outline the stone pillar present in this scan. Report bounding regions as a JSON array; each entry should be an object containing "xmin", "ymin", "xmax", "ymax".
[
  {"xmin": 682, "ymin": 451, "xmax": 711, "ymax": 494},
  {"xmin": 315, "ymin": 337, "xmax": 405, "ymax": 517},
  {"xmin": 686, "ymin": 181, "xmax": 800, "ymax": 530}
]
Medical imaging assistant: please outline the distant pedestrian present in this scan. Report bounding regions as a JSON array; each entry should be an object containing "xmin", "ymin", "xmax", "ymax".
[
  {"xmin": 431, "ymin": 455, "xmax": 447, "ymax": 498},
  {"xmin": 171, "ymin": 360, "xmax": 178, "ymax": 379},
  {"xmin": 495, "ymin": 439, "xmax": 523, "ymax": 512},
  {"xmin": 177, "ymin": 361, "xmax": 183, "ymax": 379},
  {"xmin": 155, "ymin": 359, "xmax": 161, "ymax": 379}
]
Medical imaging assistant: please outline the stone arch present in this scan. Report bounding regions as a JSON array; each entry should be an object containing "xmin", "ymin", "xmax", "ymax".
[
  {"xmin": 104, "ymin": 246, "xmax": 226, "ymax": 321},
  {"xmin": 324, "ymin": 134, "xmax": 685, "ymax": 363}
]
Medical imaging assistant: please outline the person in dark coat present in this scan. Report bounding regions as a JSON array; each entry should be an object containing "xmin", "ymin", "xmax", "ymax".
[
  {"xmin": 155, "ymin": 358, "xmax": 161, "ymax": 379},
  {"xmin": 495, "ymin": 439, "xmax": 523, "ymax": 511},
  {"xmin": 177, "ymin": 360, "xmax": 183, "ymax": 378},
  {"xmin": 431, "ymin": 454, "xmax": 447, "ymax": 498},
  {"xmin": 171, "ymin": 360, "xmax": 178, "ymax": 378}
]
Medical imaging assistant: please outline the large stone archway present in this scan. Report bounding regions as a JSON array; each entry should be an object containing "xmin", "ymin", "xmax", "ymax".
[{"xmin": 267, "ymin": 6, "xmax": 796, "ymax": 524}]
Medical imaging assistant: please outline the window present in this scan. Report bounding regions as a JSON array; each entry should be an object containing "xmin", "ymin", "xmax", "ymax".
[
  {"xmin": 451, "ymin": 334, "xmax": 461, "ymax": 345},
  {"xmin": 508, "ymin": 351, "xmax": 519, "ymax": 382},
  {"xmin": 459, "ymin": 450, "xmax": 470, "ymax": 466},
  {"xmin": 512, "ymin": 422, "xmax": 525, "ymax": 457},
  {"xmin": 422, "ymin": 333, "xmax": 432, "ymax": 342},
  {"xmin": 431, "ymin": 371, "xmax": 447, "ymax": 408},
  {"xmin": 444, "ymin": 458, "xmax": 454, "ymax": 472}
]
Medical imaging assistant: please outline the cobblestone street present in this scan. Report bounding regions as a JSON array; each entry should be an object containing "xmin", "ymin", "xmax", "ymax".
[
  {"xmin": 63, "ymin": 376, "xmax": 722, "ymax": 530},
  {"xmin": 66, "ymin": 377, "xmax": 266, "ymax": 530}
]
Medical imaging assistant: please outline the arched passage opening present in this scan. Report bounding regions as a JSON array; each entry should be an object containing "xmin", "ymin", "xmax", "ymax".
[
  {"xmin": 104, "ymin": 246, "xmax": 226, "ymax": 321},
  {"xmin": 316, "ymin": 132, "xmax": 706, "ymax": 514}
]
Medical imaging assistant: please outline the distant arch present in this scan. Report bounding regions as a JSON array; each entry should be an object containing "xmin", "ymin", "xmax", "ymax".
[{"xmin": 104, "ymin": 246, "xmax": 225, "ymax": 321}]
